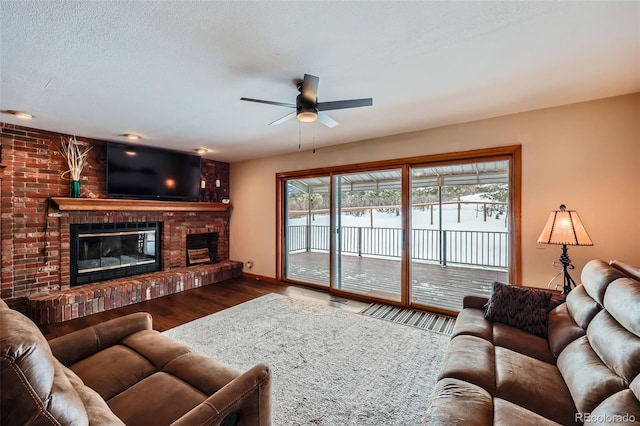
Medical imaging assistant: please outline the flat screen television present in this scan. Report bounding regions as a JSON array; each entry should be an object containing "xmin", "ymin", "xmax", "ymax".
[{"xmin": 106, "ymin": 143, "xmax": 201, "ymax": 201}]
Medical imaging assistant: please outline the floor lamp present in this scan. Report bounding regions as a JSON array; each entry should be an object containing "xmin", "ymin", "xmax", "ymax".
[{"xmin": 537, "ymin": 204, "xmax": 593, "ymax": 295}]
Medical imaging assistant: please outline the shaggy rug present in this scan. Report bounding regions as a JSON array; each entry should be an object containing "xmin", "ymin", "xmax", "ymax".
[{"xmin": 163, "ymin": 293, "xmax": 449, "ymax": 426}]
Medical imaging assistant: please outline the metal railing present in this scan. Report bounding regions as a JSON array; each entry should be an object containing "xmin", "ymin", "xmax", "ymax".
[{"xmin": 287, "ymin": 225, "xmax": 508, "ymax": 269}]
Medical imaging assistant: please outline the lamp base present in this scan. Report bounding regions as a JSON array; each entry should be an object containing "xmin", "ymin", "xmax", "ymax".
[{"xmin": 546, "ymin": 244, "xmax": 576, "ymax": 295}]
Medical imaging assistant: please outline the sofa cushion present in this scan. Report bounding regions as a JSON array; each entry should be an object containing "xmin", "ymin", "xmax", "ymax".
[
  {"xmin": 450, "ymin": 307, "xmax": 493, "ymax": 342},
  {"xmin": 603, "ymin": 277, "xmax": 640, "ymax": 337},
  {"xmin": 587, "ymin": 310, "xmax": 640, "ymax": 383},
  {"xmin": 493, "ymin": 322, "xmax": 555, "ymax": 364},
  {"xmin": 483, "ymin": 281, "xmax": 552, "ymax": 337},
  {"xmin": 495, "ymin": 347, "xmax": 576, "ymax": 425},
  {"xmin": 547, "ymin": 303, "xmax": 586, "ymax": 358},
  {"xmin": 565, "ymin": 284, "xmax": 601, "ymax": 329},
  {"xmin": 64, "ymin": 367, "xmax": 125, "ymax": 425},
  {"xmin": 437, "ymin": 335, "xmax": 496, "ymax": 394},
  {"xmin": 588, "ymin": 389, "xmax": 640, "ymax": 425},
  {"xmin": 581, "ymin": 260, "xmax": 626, "ymax": 306},
  {"xmin": 609, "ymin": 259, "xmax": 640, "ymax": 281},
  {"xmin": 163, "ymin": 352, "xmax": 242, "ymax": 394},
  {"xmin": 422, "ymin": 378, "xmax": 493, "ymax": 425},
  {"xmin": 493, "ymin": 399, "xmax": 564, "ymax": 426},
  {"xmin": 122, "ymin": 329, "xmax": 191, "ymax": 369},
  {"xmin": 557, "ymin": 335, "xmax": 628, "ymax": 414},
  {"xmin": 70, "ymin": 344, "xmax": 157, "ymax": 400},
  {"xmin": 108, "ymin": 371, "xmax": 207, "ymax": 425}
]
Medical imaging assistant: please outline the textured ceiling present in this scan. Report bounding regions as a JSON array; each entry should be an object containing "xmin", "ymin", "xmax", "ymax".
[{"xmin": 1, "ymin": 1, "xmax": 639, "ymax": 162}]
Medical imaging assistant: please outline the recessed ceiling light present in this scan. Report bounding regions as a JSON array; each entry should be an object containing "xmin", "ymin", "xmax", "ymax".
[
  {"xmin": 195, "ymin": 148, "xmax": 209, "ymax": 155},
  {"xmin": 3, "ymin": 110, "xmax": 34, "ymax": 120},
  {"xmin": 122, "ymin": 133, "xmax": 141, "ymax": 141}
]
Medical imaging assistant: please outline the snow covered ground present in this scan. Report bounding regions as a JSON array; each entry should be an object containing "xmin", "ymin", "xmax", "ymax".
[
  {"xmin": 288, "ymin": 195, "xmax": 509, "ymax": 268},
  {"xmin": 290, "ymin": 196, "xmax": 508, "ymax": 232}
]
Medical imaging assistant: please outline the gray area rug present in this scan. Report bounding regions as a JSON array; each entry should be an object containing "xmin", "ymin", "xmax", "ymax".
[{"xmin": 163, "ymin": 293, "xmax": 449, "ymax": 426}]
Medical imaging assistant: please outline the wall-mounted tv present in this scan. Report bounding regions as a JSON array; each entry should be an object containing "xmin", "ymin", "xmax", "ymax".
[{"xmin": 106, "ymin": 143, "xmax": 201, "ymax": 201}]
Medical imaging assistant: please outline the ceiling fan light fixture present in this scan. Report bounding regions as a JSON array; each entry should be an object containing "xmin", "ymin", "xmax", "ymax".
[
  {"xmin": 241, "ymin": 74, "xmax": 372, "ymax": 128},
  {"xmin": 297, "ymin": 107, "xmax": 318, "ymax": 123}
]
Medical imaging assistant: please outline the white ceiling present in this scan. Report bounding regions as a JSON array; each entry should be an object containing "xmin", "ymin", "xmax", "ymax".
[{"xmin": 1, "ymin": 1, "xmax": 639, "ymax": 163}]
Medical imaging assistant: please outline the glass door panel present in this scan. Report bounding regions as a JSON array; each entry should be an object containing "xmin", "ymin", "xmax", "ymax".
[
  {"xmin": 332, "ymin": 169, "xmax": 403, "ymax": 302},
  {"xmin": 284, "ymin": 177, "xmax": 330, "ymax": 286},
  {"xmin": 410, "ymin": 160, "xmax": 510, "ymax": 312}
]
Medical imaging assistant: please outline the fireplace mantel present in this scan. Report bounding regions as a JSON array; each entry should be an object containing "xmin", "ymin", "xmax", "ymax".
[{"xmin": 51, "ymin": 197, "xmax": 231, "ymax": 212}]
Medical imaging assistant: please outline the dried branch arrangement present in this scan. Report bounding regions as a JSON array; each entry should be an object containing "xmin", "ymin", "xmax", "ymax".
[{"xmin": 57, "ymin": 136, "xmax": 92, "ymax": 181}]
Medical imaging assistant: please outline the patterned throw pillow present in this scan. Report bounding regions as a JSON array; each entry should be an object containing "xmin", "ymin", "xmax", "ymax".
[{"xmin": 483, "ymin": 281, "xmax": 553, "ymax": 338}]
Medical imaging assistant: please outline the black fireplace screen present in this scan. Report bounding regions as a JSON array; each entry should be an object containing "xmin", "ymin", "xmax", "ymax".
[{"xmin": 70, "ymin": 222, "xmax": 162, "ymax": 286}]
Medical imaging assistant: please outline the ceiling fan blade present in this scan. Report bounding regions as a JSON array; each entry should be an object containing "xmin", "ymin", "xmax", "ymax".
[
  {"xmin": 269, "ymin": 111, "xmax": 296, "ymax": 126},
  {"xmin": 317, "ymin": 98, "xmax": 373, "ymax": 111},
  {"xmin": 301, "ymin": 74, "xmax": 319, "ymax": 103},
  {"xmin": 317, "ymin": 112, "xmax": 339, "ymax": 128},
  {"xmin": 240, "ymin": 97, "xmax": 296, "ymax": 108}
]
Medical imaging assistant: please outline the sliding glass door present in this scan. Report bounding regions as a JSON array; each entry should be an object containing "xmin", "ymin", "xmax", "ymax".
[
  {"xmin": 278, "ymin": 146, "xmax": 520, "ymax": 313},
  {"xmin": 409, "ymin": 160, "xmax": 510, "ymax": 311},
  {"xmin": 283, "ymin": 177, "xmax": 330, "ymax": 287},
  {"xmin": 331, "ymin": 169, "xmax": 403, "ymax": 302}
]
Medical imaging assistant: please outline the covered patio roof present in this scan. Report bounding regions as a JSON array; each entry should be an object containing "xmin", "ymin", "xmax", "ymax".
[{"xmin": 289, "ymin": 160, "xmax": 509, "ymax": 193}]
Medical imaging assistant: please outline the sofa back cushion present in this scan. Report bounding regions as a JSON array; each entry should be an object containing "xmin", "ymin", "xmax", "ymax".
[
  {"xmin": 1, "ymin": 305, "xmax": 125, "ymax": 425},
  {"xmin": 610, "ymin": 259, "xmax": 640, "ymax": 281},
  {"xmin": 557, "ymin": 260, "xmax": 640, "ymax": 419},
  {"xmin": 565, "ymin": 284, "xmax": 601, "ymax": 329},
  {"xmin": 1, "ymin": 306, "xmax": 89, "ymax": 425},
  {"xmin": 580, "ymin": 259, "xmax": 626, "ymax": 306},
  {"xmin": 547, "ymin": 303, "xmax": 585, "ymax": 358}
]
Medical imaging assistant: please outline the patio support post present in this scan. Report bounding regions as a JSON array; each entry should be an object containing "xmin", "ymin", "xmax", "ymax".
[
  {"xmin": 306, "ymin": 190, "xmax": 312, "ymax": 252},
  {"xmin": 438, "ymin": 177, "xmax": 445, "ymax": 266},
  {"xmin": 442, "ymin": 230, "xmax": 447, "ymax": 266}
]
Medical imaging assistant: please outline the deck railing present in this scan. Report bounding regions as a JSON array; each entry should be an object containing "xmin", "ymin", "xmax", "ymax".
[{"xmin": 287, "ymin": 225, "xmax": 508, "ymax": 269}]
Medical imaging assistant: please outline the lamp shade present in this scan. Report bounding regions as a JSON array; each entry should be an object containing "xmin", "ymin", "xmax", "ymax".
[{"xmin": 537, "ymin": 204, "xmax": 593, "ymax": 246}]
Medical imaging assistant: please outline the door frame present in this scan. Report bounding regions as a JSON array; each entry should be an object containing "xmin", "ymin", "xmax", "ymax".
[{"xmin": 276, "ymin": 145, "xmax": 522, "ymax": 307}]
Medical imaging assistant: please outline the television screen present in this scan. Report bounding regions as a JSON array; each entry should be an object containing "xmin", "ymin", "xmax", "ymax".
[{"xmin": 106, "ymin": 143, "xmax": 201, "ymax": 201}]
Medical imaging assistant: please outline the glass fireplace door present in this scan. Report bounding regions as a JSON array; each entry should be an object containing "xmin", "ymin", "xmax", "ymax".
[{"xmin": 71, "ymin": 222, "xmax": 161, "ymax": 286}]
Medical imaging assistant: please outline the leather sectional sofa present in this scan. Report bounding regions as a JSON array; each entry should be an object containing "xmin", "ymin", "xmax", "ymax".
[
  {"xmin": 1, "ymin": 299, "xmax": 271, "ymax": 425},
  {"xmin": 425, "ymin": 259, "xmax": 640, "ymax": 425}
]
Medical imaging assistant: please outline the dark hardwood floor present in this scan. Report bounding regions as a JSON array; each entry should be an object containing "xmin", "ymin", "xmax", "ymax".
[{"xmin": 39, "ymin": 277, "xmax": 369, "ymax": 340}]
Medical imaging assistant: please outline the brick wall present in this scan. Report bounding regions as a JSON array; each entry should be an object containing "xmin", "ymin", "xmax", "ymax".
[{"xmin": 0, "ymin": 123, "xmax": 231, "ymax": 311}]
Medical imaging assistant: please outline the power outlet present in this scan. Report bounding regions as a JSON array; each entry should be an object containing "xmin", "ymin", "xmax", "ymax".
[{"xmin": 246, "ymin": 261, "xmax": 254, "ymax": 269}]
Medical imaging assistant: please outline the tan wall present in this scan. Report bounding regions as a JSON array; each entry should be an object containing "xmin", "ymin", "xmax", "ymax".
[{"xmin": 230, "ymin": 93, "xmax": 640, "ymax": 288}]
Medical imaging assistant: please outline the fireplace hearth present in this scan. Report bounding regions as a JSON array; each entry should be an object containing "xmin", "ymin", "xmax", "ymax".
[{"xmin": 70, "ymin": 222, "xmax": 162, "ymax": 286}]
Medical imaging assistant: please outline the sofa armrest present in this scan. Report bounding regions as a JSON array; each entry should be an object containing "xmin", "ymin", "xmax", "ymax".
[
  {"xmin": 171, "ymin": 363, "xmax": 271, "ymax": 426},
  {"xmin": 49, "ymin": 312, "xmax": 152, "ymax": 366},
  {"xmin": 463, "ymin": 295, "xmax": 488, "ymax": 310}
]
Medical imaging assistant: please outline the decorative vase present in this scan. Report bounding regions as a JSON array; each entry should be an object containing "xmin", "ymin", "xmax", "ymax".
[{"xmin": 70, "ymin": 180, "xmax": 81, "ymax": 198}]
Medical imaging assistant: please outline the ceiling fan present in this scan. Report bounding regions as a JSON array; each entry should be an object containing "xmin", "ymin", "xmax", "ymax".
[{"xmin": 240, "ymin": 74, "xmax": 373, "ymax": 128}]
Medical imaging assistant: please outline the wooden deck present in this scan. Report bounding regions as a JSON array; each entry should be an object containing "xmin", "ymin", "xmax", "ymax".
[{"xmin": 286, "ymin": 251, "xmax": 508, "ymax": 312}]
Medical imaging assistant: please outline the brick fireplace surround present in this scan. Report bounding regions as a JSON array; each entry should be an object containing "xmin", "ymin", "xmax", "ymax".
[{"xmin": 1, "ymin": 123, "xmax": 241, "ymax": 324}]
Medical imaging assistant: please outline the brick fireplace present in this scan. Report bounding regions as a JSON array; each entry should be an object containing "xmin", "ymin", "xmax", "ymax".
[
  {"xmin": 1, "ymin": 123, "xmax": 237, "ymax": 321},
  {"xmin": 52, "ymin": 199, "xmax": 231, "ymax": 287}
]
